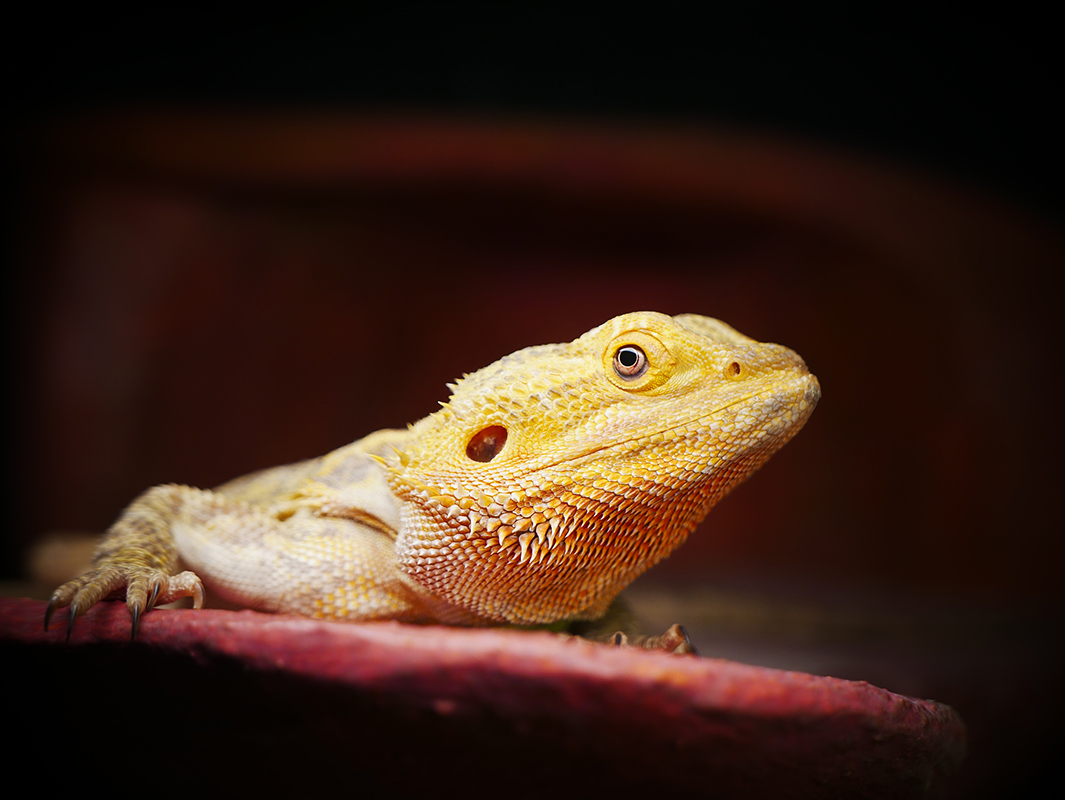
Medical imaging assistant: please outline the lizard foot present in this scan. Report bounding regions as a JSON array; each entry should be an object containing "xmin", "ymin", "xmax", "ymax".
[
  {"xmin": 611, "ymin": 624, "xmax": 698, "ymax": 656},
  {"xmin": 45, "ymin": 567, "xmax": 204, "ymax": 641}
]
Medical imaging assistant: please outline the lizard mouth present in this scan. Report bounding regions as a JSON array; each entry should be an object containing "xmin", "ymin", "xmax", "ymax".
[{"xmin": 526, "ymin": 370, "xmax": 820, "ymax": 475}]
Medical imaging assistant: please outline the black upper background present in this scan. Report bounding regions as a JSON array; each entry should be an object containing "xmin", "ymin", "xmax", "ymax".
[{"xmin": 7, "ymin": 7, "xmax": 1062, "ymax": 222}]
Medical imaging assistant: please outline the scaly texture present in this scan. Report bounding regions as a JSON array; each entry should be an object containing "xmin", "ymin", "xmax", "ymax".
[{"xmin": 47, "ymin": 312, "xmax": 820, "ymax": 637}]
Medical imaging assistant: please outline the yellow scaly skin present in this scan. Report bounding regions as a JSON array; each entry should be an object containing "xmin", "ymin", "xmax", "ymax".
[{"xmin": 46, "ymin": 312, "xmax": 820, "ymax": 644}]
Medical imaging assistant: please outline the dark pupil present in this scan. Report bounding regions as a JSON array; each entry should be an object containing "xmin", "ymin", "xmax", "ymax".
[{"xmin": 618, "ymin": 348, "xmax": 639, "ymax": 367}]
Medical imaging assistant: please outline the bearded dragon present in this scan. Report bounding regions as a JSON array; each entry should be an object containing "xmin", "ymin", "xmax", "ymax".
[{"xmin": 45, "ymin": 312, "xmax": 819, "ymax": 648}]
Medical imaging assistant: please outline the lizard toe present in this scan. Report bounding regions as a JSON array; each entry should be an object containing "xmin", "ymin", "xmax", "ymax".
[{"xmin": 614, "ymin": 624, "xmax": 699, "ymax": 655}]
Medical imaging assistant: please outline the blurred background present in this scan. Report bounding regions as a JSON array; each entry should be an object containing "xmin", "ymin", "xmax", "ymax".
[{"xmin": 6, "ymin": 8, "xmax": 1062, "ymax": 797}]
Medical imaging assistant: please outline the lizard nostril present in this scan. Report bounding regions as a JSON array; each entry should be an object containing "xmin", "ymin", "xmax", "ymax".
[
  {"xmin": 466, "ymin": 425, "xmax": 508, "ymax": 462},
  {"xmin": 725, "ymin": 361, "xmax": 743, "ymax": 378}
]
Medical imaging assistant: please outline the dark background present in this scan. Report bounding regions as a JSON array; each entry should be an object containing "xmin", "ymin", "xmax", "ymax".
[{"xmin": 10, "ymin": 8, "xmax": 1062, "ymax": 221}]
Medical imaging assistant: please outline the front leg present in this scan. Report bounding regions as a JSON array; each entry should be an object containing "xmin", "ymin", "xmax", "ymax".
[
  {"xmin": 47, "ymin": 481, "xmax": 440, "ymax": 638},
  {"xmin": 46, "ymin": 485, "xmax": 205, "ymax": 639},
  {"xmin": 171, "ymin": 501, "xmax": 436, "ymax": 624}
]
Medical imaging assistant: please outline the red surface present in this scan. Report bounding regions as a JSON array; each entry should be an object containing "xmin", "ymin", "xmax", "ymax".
[{"xmin": 3, "ymin": 596, "xmax": 964, "ymax": 797}]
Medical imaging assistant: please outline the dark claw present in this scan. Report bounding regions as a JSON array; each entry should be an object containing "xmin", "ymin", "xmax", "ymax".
[
  {"xmin": 65, "ymin": 603, "xmax": 80, "ymax": 643},
  {"xmin": 146, "ymin": 582, "xmax": 161, "ymax": 613},
  {"xmin": 676, "ymin": 625, "xmax": 698, "ymax": 656},
  {"xmin": 130, "ymin": 603, "xmax": 142, "ymax": 641},
  {"xmin": 44, "ymin": 598, "xmax": 57, "ymax": 632}
]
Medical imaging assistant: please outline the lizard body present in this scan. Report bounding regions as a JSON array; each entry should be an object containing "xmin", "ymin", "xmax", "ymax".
[{"xmin": 47, "ymin": 312, "xmax": 819, "ymax": 639}]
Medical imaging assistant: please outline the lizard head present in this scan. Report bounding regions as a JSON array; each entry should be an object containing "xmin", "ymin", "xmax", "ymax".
[{"xmin": 387, "ymin": 311, "xmax": 820, "ymax": 625}]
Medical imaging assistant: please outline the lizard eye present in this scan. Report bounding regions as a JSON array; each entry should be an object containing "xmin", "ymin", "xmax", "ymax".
[
  {"xmin": 466, "ymin": 425, "xmax": 508, "ymax": 462},
  {"xmin": 613, "ymin": 345, "xmax": 648, "ymax": 379}
]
